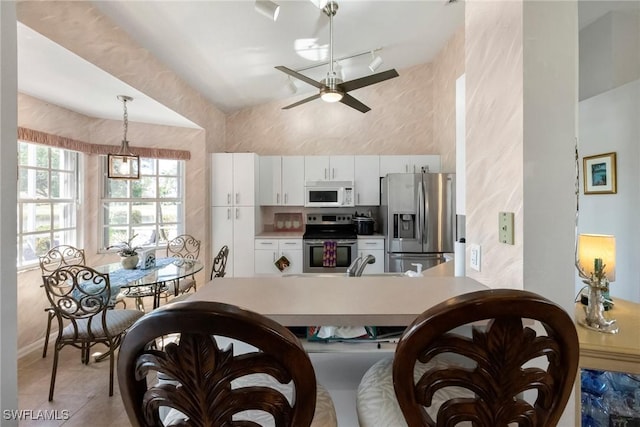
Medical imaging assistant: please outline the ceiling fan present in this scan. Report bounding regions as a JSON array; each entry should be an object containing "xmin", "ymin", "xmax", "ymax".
[{"xmin": 275, "ymin": 1, "xmax": 399, "ymax": 113}]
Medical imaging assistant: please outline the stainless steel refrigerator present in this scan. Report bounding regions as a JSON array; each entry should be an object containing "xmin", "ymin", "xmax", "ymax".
[{"xmin": 380, "ymin": 173, "xmax": 456, "ymax": 273}]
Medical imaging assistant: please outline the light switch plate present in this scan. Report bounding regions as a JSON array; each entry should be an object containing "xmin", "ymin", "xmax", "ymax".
[
  {"xmin": 499, "ymin": 212, "xmax": 514, "ymax": 245},
  {"xmin": 469, "ymin": 244, "xmax": 481, "ymax": 271}
]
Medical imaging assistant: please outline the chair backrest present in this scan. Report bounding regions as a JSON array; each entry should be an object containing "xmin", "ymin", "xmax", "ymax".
[
  {"xmin": 210, "ymin": 244, "xmax": 229, "ymax": 279},
  {"xmin": 39, "ymin": 245, "xmax": 86, "ymax": 274},
  {"xmin": 42, "ymin": 265, "xmax": 112, "ymax": 333},
  {"xmin": 166, "ymin": 234, "xmax": 201, "ymax": 261},
  {"xmin": 117, "ymin": 300, "xmax": 317, "ymax": 427},
  {"xmin": 392, "ymin": 289, "xmax": 579, "ymax": 427}
]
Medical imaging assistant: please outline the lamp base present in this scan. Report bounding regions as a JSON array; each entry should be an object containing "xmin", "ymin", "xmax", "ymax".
[
  {"xmin": 578, "ymin": 317, "xmax": 619, "ymax": 334},
  {"xmin": 579, "ymin": 284, "xmax": 619, "ymax": 334}
]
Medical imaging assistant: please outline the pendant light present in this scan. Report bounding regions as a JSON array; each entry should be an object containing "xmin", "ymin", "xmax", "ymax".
[{"xmin": 107, "ymin": 95, "xmax": 140, "ymax": 179}]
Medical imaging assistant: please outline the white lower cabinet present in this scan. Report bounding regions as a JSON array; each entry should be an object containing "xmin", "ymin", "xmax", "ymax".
[
  {"xmin": 357, "ymin": 238, "xmax": 385, "ymax": 274},
  {"xmin": 212, "ymin": 206, "xmax": 255, "ymax": 277},
  {"xmin": 255, "ymin": 238, "xmax": 303, "ymax": 276}
]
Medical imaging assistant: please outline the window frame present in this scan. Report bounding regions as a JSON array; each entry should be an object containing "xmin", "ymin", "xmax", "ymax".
[
  {"xmin": 17, "ymin": 141, "xmax": 81, "ymax": 270},
  {"xmin": 100, "ymin": 156, "xmax": 186, "ymax": 252}
]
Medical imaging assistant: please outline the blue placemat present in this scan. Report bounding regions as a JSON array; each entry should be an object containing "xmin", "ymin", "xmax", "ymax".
[{"xmin": 108, "ymin": 257, "xmax": 176, "ymax": 288}]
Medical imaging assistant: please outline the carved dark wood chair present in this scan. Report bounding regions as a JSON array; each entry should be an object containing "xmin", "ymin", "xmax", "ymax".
[
  {"xmin": 357, "ymin": 289, "xmax": 579, "ymax": 427},
  {"xmin": 117, "ymin": 300, "xmax": 338, "ymax": 427},
  {"xmin": 210, "ymin": 244, "xmax": 229, "ymax": 280},
  {"xmin": 42, "ymin": 265, "xmax": 144, "ymax": 401},
  {"xmin": 165, "ymin": 234, "xmax": 201, "ymax": 296}
]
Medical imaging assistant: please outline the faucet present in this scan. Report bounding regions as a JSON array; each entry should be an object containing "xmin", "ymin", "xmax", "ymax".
[{"xmin": 346, "ymin": 254, "xmax": 376, "ymax": 277}]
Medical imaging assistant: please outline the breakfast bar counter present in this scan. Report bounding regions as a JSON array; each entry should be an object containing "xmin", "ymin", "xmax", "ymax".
[{"xmin": 186, "ymin": 273, "xmax": 489, "ymax": 327}]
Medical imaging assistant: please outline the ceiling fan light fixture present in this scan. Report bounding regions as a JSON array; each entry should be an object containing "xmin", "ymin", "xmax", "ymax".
[
  {"xmin": 255, "ymin": 0, "xmax": 280, "ymax": 21},
  {"xmin": 320, "ymin": 91, "xmax": 343, "ymax": 103}
]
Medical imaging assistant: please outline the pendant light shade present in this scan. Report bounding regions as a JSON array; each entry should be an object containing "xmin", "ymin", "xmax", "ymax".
[{"xmin": 108, "ymin": 95, "xmax": 140, "ymax": 179}]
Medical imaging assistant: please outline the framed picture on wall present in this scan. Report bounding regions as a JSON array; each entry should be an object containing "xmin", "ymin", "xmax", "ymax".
[{"xmin": 583, "ymin": 152, "xmax": 617, "ymax": 194}]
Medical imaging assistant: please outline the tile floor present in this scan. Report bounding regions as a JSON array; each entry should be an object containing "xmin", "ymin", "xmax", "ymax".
[{"xmin": 18, "ymin": 341, "xmax": 390, "ymax": 426}]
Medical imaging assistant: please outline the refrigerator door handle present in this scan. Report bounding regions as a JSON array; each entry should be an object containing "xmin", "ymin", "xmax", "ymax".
[{"xmin": 417, "ymin": 178, "xmax": 425, "ymax": 245}]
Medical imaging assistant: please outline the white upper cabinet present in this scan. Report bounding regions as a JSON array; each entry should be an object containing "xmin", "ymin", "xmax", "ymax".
[
  {"xmin": 211, "ymin": 153, "xmax": 258, "ymax": 206},
  {"xmin": 259, "ymin": 156, "xmax": 304, "ymax": 206},
  {"xmin": 379, "ymin": 155, "xmax": 441, "ymax": 177},
  {"xmin": 304, "ymin": 155, "xmax": 354, "ymax": 182},
  {"xmin": 354, "ymin": 155, "xmax": 380, "ymax": 206},
  {"xmin": 281, "ymin": 156, "xmax": 305, "ymax": 205}
]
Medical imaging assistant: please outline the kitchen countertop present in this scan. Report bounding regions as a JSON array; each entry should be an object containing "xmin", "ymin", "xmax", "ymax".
[
  {"xmin": 256, "ymin": 231, "xmax": 304, "ymax": 238},
  {"xmin": 188, "ymin": 268, "xmax": 487, "ymax": 327}
]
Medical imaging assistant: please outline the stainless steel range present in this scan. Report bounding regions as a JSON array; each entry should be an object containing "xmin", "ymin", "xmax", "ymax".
[{"xmin": 303, "ymin": 213, "xmax": 357, "ymax": 273}]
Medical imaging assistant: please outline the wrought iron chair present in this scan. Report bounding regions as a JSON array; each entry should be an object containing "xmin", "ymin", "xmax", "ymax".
[
  {"xmin": 165, "ymin": 234, "xmax": 201, "ymax": 296},
  {"xmin": 210, "ymin": 244, "xmax": 229, "ymax": 279},
  {"xmin": 39, "ymin": 245, "xmax": 127, "ymax": 358},
  {"xmin": 42, "ymin": 265, "xmax": 143, "ymax": 401},
  {"xmin": 117, "ymin": 300, "xmax": 338, "ymax": 427},
  {"xmin": 357, "ymin": 289, "xmax": 579, "ymax": 427}
]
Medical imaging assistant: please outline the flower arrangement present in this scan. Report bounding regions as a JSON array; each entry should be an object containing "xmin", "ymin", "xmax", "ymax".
[{"xmin": 108, "ymin": 234, "xmax": 141, "ymax": 257}]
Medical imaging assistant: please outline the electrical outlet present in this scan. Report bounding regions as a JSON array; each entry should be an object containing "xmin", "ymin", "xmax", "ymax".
[{"xmin": 469, "ymin": 244, "xmax": 481, "ymax": 271}]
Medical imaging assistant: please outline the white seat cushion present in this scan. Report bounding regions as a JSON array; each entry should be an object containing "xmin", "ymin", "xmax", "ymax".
[
  {"xmin": 61, "ymin": 309, "xmax": 143, "ymax": 339},
  {"xmin": 356, "ymin": 356, "xmax": 474, "ymax": 427}
]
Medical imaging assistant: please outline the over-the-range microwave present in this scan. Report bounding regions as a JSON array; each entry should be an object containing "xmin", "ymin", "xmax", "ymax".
[{"xmin": 304, "ymin": 181, "xmax": 355, "ymax": 208}]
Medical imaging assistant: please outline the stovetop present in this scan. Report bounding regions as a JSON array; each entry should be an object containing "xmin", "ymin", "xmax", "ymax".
[{"xmin": 303, "ymin": 212, "xmax": 357, "ymax": 240}]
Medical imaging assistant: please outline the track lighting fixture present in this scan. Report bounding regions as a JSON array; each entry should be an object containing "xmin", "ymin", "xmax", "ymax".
[
  {"xmin": 287, "ymin": 76, "xmax": 297, "ymax": 95},
  {"xmin": 368, "ymin": 51, "xmax": 383, "ymax": 72},
  {"xmin": 255, "ymin": 0, "xmax": 280, "ymax": 21}
]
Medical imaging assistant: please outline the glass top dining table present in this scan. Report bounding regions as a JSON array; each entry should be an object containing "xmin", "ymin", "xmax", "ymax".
[{"xmin": 95, "ymin": 257, "xmax": 204, "ymax": 311}]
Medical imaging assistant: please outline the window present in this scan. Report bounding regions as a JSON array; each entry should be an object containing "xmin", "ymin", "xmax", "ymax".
[
  {"xmin": 102, "ymin": 157, "xmax": 184, "ymax": 250},
  {"xmin": 17, "ymin": 142, "xmax": 80, "ymax": 268}
]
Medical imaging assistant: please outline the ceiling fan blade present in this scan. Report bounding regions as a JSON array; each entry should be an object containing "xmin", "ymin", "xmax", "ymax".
[
  {"xmin": 282, "ymin": 93, "xmax": 321, "ymax": 110},
  {"xmin": 339, "ymin": 69, "xmax": 400, "ymax": 93},
  {"xmin": 340, "ymin": 94, "xmax": 371, "ymax": 113},
  {"xmin": 275, "ymin": 66, "xmax": 324, "ymax": 89}
]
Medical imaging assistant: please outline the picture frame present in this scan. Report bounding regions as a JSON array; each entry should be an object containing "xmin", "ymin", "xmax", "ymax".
[{"xmin": 583, "ymin": 152, "xmax": 617, "ymax": 195}]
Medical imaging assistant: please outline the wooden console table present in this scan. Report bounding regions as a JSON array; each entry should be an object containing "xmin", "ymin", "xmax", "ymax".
[{"xmin": 575, "ymin": 298, "xmax": 640, "ymax": 375}]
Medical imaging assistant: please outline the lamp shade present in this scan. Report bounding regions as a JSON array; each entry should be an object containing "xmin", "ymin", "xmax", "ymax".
[{"xmin": 578, "ymin": 234, "xmax": 616, "ymax": 281}]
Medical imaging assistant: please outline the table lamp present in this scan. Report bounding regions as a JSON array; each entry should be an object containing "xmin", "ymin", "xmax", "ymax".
[{"xmin": 576, "ymin": 233, "xmax": 618, "ymax": 334}]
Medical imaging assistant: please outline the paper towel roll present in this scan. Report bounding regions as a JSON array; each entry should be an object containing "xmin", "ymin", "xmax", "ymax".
[{"xmin": 454, "ymin": 239, "xmax": 466, "ymax": 277}]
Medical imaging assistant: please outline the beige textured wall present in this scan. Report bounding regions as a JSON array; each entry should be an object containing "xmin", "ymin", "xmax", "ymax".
[
  {"xmin": 465, "ymin": 1, "xmax": 524, "ymax": 288},
  {"xmin": 226, "ymin": 27, "xmax": 465, "ymax": 167},
  {"xmin": 17, "ymin": 93, "xmax": 207, "ymax": 353}
]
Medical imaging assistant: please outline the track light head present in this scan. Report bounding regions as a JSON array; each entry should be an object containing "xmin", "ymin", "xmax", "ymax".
[
  {"xmin": 255, "ymin": 0, "xmax": 280, "ymax": 21},
  {"xmin": 368, "ymin": 55, "xmax": 383, "ymax": 72}
]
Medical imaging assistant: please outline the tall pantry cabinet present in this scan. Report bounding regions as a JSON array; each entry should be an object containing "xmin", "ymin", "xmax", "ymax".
[{"xmin": 211, "ymin": 153, "xmax": 258, "ymax": 277}]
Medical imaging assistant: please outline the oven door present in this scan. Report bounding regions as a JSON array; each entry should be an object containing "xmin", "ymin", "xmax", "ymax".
[{"xmin": 303, "ymin": 239, "xmax": 357, "ymax": 273}]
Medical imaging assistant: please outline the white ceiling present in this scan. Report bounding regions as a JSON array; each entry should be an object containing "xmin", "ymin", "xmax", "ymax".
[
  {"xmin": 16, "ymin": 0, "xmax": 638, "ymax": 128},
  {"xmin": 17, "ymin": 0, "xmax": 464, "ymax": 127}
]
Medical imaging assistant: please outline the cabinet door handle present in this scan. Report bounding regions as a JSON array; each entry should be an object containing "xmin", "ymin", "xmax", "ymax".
[
  {"xmin": 235, "ymin": 193, "xmax": 239, "ymax": 204},
  {"xmin": 332, "ymin": 168, "xmax": 335, "ymax": 179},
  {"xmin": 260, "ymin": 242, "xmax": 275, "ymax": 246},
  {"xmin": 364, "ymin": 241, "xmax": 376, "ymax": 245},
  {"xmin": 273, "ymin": 252, "xmax": 276, "ymax": 262},
  {"xmin": 284, "ymin": 193, "xmax": 288, "ymax": 204},
  {"xmin": 405, "ymin": 164, "xmax": 409, "ymax": 173},
  {"xmin": 227, "ymin": 208, "xmax": 231, "ymax": 220},
  {"xmin": 283, "ymin": 242, "xmax": 297, "ymax": 245},
  {"xmin": 357, "ymin": 193, "xmax": 360, "ymax": 204},
  {"xmin": 324, "ymin": 168, "xmax": 328, "ymax": 180},
  {"xmin": 277, "ymin": 193, "xmax": 280, "ymax": 204},
  {"xmin": 227, "ymin": 193, "xmax": 231, "ymax": 204},
  {"xmin": 235, "ymin": 208, "xmax": 239, "ymax": 219}
]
